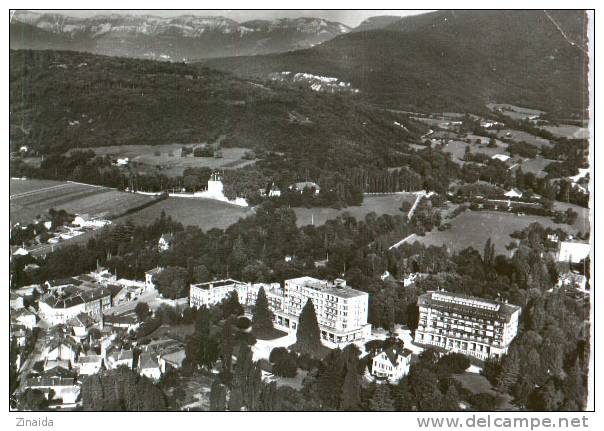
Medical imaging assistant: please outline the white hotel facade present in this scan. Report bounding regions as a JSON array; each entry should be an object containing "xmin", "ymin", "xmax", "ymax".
[
  {"xmin": 190, "ymin": 276, "xmax": 371, "ymax": 346},
  {"xmin": 414, "ymin": 291, "xmax": 521, "ymax": 360}
]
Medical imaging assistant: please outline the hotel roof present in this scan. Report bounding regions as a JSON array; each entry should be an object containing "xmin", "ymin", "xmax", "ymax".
[
  {"xmin": 418, "ymin": 291, "xmax": 521, "ymax": 322},
  {"xmin": 191, "ymin": 279, "xmax": 244, "ymax": 290}
]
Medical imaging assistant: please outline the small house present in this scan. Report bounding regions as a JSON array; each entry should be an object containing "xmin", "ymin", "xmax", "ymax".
[{"xmin": 371, "ymin": 347, "xmax": 412, "ymax": 382}]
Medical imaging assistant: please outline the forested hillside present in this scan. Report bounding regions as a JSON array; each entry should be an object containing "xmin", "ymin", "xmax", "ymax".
[{"xmin": 202, "ymin": 10, "xmax": 588, "ymax": 115}]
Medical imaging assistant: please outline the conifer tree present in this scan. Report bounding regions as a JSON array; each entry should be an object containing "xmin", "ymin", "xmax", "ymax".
[
  {"xmin": 340, "ymin": 363, "xmax": 361, "ymax": 410},
  {"xmin": 295, "ymin": 299, "xmax": 322, "ymax": 356},
  {"xmin": 209, "ymin": 378, "xmax": 227, "ymax": 411},
  {"xmin": 252, "ymin": 287, "xmax": 274, "ymax": 337}
]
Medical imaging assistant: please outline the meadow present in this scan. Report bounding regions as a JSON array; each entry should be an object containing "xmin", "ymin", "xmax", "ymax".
[
  {"xmin": 540, "ymin": 124, "xmax": 589, "ymax": 139},
  {"xmin": 411, "ymin": 210, "xmax": 579, "ymax": 256},
  {"xmin": 69, "ymin": 144, "xmax": 255, "ymax": 177},
  {"xmin": 293, "ymin": 193, "xmax": 417, "ymax": 227},
  {"xmin": 124, "ymin": 196, "xmax": 253, "ymax": 231}
]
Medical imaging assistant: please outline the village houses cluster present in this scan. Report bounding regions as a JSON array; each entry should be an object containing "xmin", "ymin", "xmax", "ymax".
[{"xmin": 10, "ymin": 228, "xmax": 591, "ymax": 407}]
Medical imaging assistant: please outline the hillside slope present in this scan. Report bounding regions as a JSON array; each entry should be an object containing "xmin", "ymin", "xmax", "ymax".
[
  {"xmin": 9, "ymin": 49, "xmax": 423, "ymax": 170},
  {"xmin": 202, "ymin": 10, "xmax": 588, "ymax": 115}
]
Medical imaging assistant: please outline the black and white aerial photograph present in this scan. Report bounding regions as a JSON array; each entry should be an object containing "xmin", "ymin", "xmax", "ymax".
[{"xmin": 5, "ymin": 3, "xmax": 597, "ymax": 425}]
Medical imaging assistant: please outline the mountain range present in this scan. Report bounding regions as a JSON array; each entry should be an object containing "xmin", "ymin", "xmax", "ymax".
[
  {"xmin": 10, "ymin": 10, "xmax": 352, "ymax": 60},
  {"xmin": 202, "ymin": 10, "xmax": 589, "ymax": 115}
]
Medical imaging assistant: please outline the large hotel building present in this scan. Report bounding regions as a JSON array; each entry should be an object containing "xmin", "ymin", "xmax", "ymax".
[
  {"xmin": 190, "ymin": 276, "xmax": 371, "ymax": 346},
  {"xmin": 414, "ymin": 291, "xmax": 521, "ymax": 360}
]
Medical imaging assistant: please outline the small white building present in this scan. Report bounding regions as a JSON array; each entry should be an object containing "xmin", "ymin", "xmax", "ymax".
[
  {"xmin": 105, "ymin": 348, "xmax": 134, "ymax": 370},
  {"xmin": 77, "ymin": 354, "xmax": 103, "ymax": 376},
  {"xmin": 372, "ymin": 347, "xmax": 412, "ymax": 382},
  {"xmin": 289, "ymin": 181, "xmax": 321, "ymax": 195},
  {"xmin": 12, "ymin": 308, "xmax": 37, "ymax": 330},
  {"xmin": 504, "ymin": 188, "xmax": 523, "ymax": 198},
  {"xmin": 24, "ymin": 377, "xmax": 80, "ymax": 405},
  {"xmin": 558, "ymin": 241, "xmax": 591, "ymax": 264},
  {"xmin": 73, "ymin": 214, "xmax": 111, "ymax": 229},
  {"xmin": 116, "ymin": 157, "xmax": 129, "ymax": 166},
  {"xmin": 158, "ymin": 233, "xmax": 174, "ymax": 252},
  {"xmin": 137, "ymin": 352, "xmax": 161, "ymax": 380},
  {"xmin": 491, "ymin": 154, "xmax": 511, "ymax": 163},
  {"xmin": 145, "ymin": 267, "xmax": 163, "ymax": 291},
  {"xmin": 10, "ymin": 291, "xmax": 24, "ymax": 310}
]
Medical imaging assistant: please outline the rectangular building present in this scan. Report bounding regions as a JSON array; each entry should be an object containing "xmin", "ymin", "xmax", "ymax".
[
  {"xmin": 189, "ymin": 276, "xmax": 371, "ymax": 346},
  {"xmin": 414, "ymin": 291, "xmax": 521, "ymax": 360}
]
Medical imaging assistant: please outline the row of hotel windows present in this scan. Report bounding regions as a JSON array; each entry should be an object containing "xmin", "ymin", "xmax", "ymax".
[
  {"xmin": 418, "ymin": 333, "xmax": 493, "ymax": 352},
  {"xmin": 427, "ymin": 311, "xmax": 504, "ymax": 326}
]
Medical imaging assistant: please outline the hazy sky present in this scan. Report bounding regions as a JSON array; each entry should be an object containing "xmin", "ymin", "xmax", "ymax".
[{"xmin": 30, "ymin": 10, "xmax": 432, "ymax": 27}]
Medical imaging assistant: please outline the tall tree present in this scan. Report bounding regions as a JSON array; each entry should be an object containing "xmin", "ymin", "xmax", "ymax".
[
  {"xmin": 209, "ymin": 378, "xmax": 227, "ymax": 411},
  {"xmin": 295, "ymin": 299, "xmax": 322, "ymax": 356},
  {"xmin": 252, "ymin": 287, "xmax": 274, "ymax": 337},
  {"xmin": 340, "ymin": 363, "xmax": 361, "ymax": 410},
  {"xmin": 221, "ymin": 318, "xmax": 234, "ymax": 383}
]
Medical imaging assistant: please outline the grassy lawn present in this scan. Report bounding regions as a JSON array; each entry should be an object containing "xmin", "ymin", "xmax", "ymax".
[
  {"xmin": 413, "ymin": 210, "xmax": 578, "ymax": 256},
  {"xmin": 293, "ymin": 193, "xmax": 416, "ymax": 227},
  {"xmin": 553, "ymin": 201, "xmax": 590, "ymax": 235},
  {"xmin": 124, "ymin": 196, "xmax": 253, "ymax": 230},
  {"xmin": 453, "ymin": 373, "xmax": 515, "ymax": 410}
]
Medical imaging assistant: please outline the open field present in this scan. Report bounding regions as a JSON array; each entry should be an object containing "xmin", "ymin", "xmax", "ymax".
[
  {"xmin": 487, "ymin": 103, "xmax": 545, "ymax": 120},
  {"xmin": 293, "ymin": 193, "xmax": 417, "ymax": 227},
  {"xmin": 411, "ymin": 210, "xmax": 579, "ymax": 256},
  {"xmin": 10, "ymin": 179, "xmax": 155, "ymax": 225},
  {"xmin": 553, "ymin": 201, "xmax": 590, "ymax": 235},
  {"xmin": 440, "ymin": 139, "xmax": 509, "ymax": 165},
  {"xmin": 71, "ymin": 144, "xmax": 255, "ymax": 177},
  {"xmin": 495, "ymin": 129, "xmax": 552, "ymax": 148},
  {"xmin": 516, "ymin": 156, "xmax": 556, "ymax": 178},
  {"xmin": 540, "ymin": 124, "xmax": 589, "ymax": 139},
  {"xmin": 124, "ymin": 196, "xmax": 253, "ymax": 230}
]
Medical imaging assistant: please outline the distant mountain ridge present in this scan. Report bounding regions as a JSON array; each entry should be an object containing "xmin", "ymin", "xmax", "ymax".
[
  {"xmin": 201, "ymin": 10, "xmax": 589, "ymax": 115},
  {"xmin": 10, "ymin": 10, "xmax": 351, "ymax": 60},
  {"xmin": 352, "ymin": 15, "xmax": 404, "ymax": 32}
]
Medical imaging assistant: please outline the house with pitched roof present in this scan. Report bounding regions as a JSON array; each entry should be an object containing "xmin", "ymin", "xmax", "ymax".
[
  {"xmin": 12, "ymin": 308, "xmax": 37, "ymax": 330},
  {"xmin": 372, "ymin": 346, "xmax": 412, "ymax": 382},
  {"xmin": 137, "ymin": 352, "xmax": 161, "ymax": 380},
  {"xmin": 10, "ymin": 291, "xmax": 24, "ymax": 310},
  {"xmin": 76, "ymin": 353, "xmax": 103, "ymax": 376},
  {"xmin": 105, "ymin": 347, "xmax": 134, "ymax": 370}
]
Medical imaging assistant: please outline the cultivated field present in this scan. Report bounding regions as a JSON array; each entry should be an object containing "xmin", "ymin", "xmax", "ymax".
[
  {"xmin": 293, "ymin": 193, "xmax": 417, "ymax": 227},
  {"xmin": 411, "ymin": 210, "xmax": 579, "ymax": 256},
  {"xmin": 10, "ymin": 179, "xmax": 156, "ymax": 225},
  {"xmin": 439, "ymin": 139, "xmax": 509, "ymax": 165},
  {"xmin": 71, "ymin": 144, "xmax": 255, "ymax": 177},
  {"xmin": 125, "ymin": 196, "xmax": 253, "ymax": 230}
]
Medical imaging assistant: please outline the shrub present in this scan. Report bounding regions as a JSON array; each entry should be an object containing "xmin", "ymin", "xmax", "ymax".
[
  {"xmin": 236, "ymin": 316, "xmax": 252, "ymax": 330},
  {"xmin": 269, "ymin": 347, "xmax": 289, "ymax": 364}
]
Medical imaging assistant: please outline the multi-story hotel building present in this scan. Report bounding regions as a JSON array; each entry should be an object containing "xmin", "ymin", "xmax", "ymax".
[
  {"xmin": 414, "ymin": 291, "xmax": 521, "ymax": 360},
  {"xmin": 189, "ymin": 279, "xmax": 282, "ymax": 309},
  {"xmin": 189, "ymin": 276, "xmax": 371, "ymax": 346}
]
